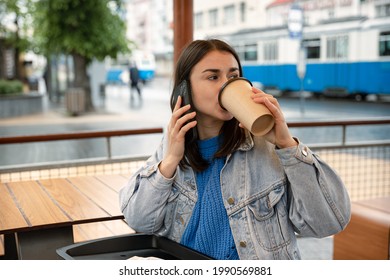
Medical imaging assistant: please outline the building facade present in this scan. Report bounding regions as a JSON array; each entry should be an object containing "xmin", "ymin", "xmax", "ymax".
[{"xmin": 124, "ymin": 0, "xmax": 174, "ymax": 76}]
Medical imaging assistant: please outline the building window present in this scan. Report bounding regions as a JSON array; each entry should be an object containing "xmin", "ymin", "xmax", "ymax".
[
  {"xmin": 303, "ymin": 38, "xmax": 321, "ymax": 59},
  {"xmin": 264, "ymin": 41, "xmax": 278, "ymax": 61},
  {"xmin": 240, "ymin": 2, "xmax": 246, "ymax": 23},
  {"xmin": 326, "ymin": 35, "xmax": 348, "ymax": 59},
  {"xmin": 379, "ymin": 31, "xmax": 390, "ymax": 56},
  {"xmin": 376, "ymin": 4, "xmax": 390, "ymax": 18},
  {"xmin": 209, "ymin": 9, "xmax": 218, "ymax": 27},
  {"xmin": 195, "ymin": 12, "xmax": 203, "ymax": 29},
  {"xmin": 223, "ymin": 5, "xmax": 235, "ymax": 25},
  {"xmin": 328, "ymin": 9, "xmax": 335, "ymax": 19}
]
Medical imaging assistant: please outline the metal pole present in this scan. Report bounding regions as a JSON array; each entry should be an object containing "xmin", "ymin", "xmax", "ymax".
[
  {"xmin": 297, "ymin": 41, "xmax": 306, "ymax": 116},
  {"xmin": 106, "ymin": 137, "xmax": 112, "ymax": 159},
  {"xmin": 300, "ymin": 75, "xmax": 305, "ymax": 116},
  {"xmin": 342, "ymin": 125, "xmax": 347, "ymax": 145}
]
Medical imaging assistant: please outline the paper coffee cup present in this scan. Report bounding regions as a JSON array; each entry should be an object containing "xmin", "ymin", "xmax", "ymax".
[{"xmin": 218, "ymin": 77, "xmax": 274, "ymax": 136}]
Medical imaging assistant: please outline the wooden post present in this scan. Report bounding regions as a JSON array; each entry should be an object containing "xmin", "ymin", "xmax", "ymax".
[{"xmin": 173, "ymin": 0, "xmax": 193, "ymax": 65}]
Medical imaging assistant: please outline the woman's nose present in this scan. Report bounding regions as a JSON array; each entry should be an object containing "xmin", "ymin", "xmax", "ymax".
[{"xmin": 220, "ymin": 77, "xmax": 229, "ymax": 88}]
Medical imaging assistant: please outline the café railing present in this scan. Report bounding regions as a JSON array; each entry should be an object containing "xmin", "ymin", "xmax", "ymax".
[{"xmin": 0, "ymin": 119, "xmax": 389, "ymax": 201}]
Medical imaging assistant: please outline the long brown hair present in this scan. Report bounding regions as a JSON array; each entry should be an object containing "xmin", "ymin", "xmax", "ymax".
[{"xmin": 171, "ymin": 39, "xmax": 246, "ymax": 172}]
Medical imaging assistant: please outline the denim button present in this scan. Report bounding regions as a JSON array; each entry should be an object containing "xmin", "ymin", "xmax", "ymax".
[
  {"xmin": 176, "ymin": 214, "xmax": 184, "ymax": 225},
  {"xmin": 239, "ymin": 241, "xmax": 247, "ymax": 247},
  {"xmin": 227, "ymin": 197, "xmax": 235, "ymax": 205}
]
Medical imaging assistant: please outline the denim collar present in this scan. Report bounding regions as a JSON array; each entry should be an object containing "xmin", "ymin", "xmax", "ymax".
[{"xmin": 237, "ymin": 130, "xmax": 254, "ymax": 152}]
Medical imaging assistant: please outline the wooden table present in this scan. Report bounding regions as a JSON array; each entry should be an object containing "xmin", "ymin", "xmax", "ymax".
[
  {"xmin": 0, "ymin": 174, "xmax": 132, "ymax": 260},
  {"xmin": 333, "ymin": 196, "xmax": 390, "ymax": 259}
]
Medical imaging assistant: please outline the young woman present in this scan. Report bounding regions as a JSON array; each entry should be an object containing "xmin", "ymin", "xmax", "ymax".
[{"xmin": 119, "ymin": 39, "xmax": 351, "ymax": 260}]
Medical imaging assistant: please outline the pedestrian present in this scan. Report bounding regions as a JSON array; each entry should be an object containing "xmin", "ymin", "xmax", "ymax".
[
  {"xmin": 129, "ymin": 61, "xmax": 142, "ymax": 100},
  {"xmin": 119, "ymin": 39, "xmax": 351, "ymax": 260}
]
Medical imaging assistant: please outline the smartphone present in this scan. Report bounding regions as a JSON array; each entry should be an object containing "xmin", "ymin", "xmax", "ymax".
[
  {"xmin": 170, "ymin": 80, "xmax": 192, "ymax": 111},
  {"xmin": 170, "ymin": 79, "xmax": 197, "ymax": 139}
]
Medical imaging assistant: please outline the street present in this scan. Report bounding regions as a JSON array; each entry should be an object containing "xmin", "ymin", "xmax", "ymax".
[{"xmin": 0, "ymin": 76, "xmax": 389, "ymax": 167}]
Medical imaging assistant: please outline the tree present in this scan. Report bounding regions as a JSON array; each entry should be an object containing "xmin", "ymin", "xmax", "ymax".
[
  {"xmin": 33, "ymin": 0, "xmax": 131, "ymax": 110},
  {"xmin": 0, "ymin": 0, "xmax": 32, "ymax": 80}
]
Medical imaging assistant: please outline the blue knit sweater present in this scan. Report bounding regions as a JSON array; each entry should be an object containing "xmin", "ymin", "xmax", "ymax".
[{"xmin": 180, "ymin": 135, "xmax": 239, "ymax": 260}]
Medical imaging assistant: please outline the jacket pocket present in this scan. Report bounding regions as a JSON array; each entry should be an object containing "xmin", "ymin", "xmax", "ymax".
[
  {"xmin": 159, "ymin": 184, "xmax": 194, "ymax": 242},
  {"xmin": 248, "ymin": 183, "xmax": 291, "ymax": 251}
]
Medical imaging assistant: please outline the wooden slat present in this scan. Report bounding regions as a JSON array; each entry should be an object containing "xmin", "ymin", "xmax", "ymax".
[
  {"xmin": 103, "ymin": 219, "xmax": 135, "ymax": 235},
  {"xmin": 6, "ymin": 181, "xmax": 70, "ymax": 228},
  {"xmin": 0, "ymin": 183, "xmax": 29, "ymax": 233},
  {"xmin": 67, "ymin": 176, "xmax": 123, "ymax": 217},
  {"xmin": 38, "ymin": 178, "xmax": 111, "ymax": 222},
  {"xmin": 73, "ymin": 220, "xmax": 135, "ymax": 243},
  {"xmin": 73, "ymin": 222, "xmax": 116, "ymax": 243},
  {"xmin": 94, "ymin": 174, "xmax": 129, "ymax": 193}
]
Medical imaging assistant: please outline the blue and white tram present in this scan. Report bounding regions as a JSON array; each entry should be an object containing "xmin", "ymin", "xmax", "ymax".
[
  {"xmin": 226, "ymin": 16, "xmax": 390, "ymax": 100},
  {"xmin": 106, "ymin": 50, "xmax": 156, "ymax": 85}
]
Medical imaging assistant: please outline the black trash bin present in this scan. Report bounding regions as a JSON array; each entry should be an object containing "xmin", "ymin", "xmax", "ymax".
[{"xmin": 57, "ymin": 233, "xmax": 213, "ymax": 260}]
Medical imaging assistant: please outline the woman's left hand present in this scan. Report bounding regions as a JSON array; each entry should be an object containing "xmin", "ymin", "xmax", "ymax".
[{"xmin": 246, "ymin": 87, "xmax": 297, "ymax": 148}]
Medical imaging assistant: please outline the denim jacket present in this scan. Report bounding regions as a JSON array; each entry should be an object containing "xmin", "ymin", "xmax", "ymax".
[{"xmin": 119, "ymin": 133, "xmax": 351, "ymax": 260}]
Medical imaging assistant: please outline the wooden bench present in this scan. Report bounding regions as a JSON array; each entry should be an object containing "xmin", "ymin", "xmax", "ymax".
[
  {"xmin": 0, "ymin": 174, "xmax": 135, "ymax": 259},
  {"xmin": 333, "ymin": 197, "xmax": 390, "ymax": 259}
]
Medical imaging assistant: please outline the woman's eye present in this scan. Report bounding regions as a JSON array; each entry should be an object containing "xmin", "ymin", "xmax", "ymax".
[
  {"xmin": 208, "ymin": 75, "xmax": 218, "ymax": 80},
  {"xmin": 228, "ymin": 74, "xmax": 239, "ymax": 79}
]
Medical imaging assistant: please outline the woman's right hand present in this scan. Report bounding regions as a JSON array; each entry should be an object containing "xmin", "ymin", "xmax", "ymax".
[{"xmin": 158, "ymin": 96, "xmax": 197, "ymax": 178}]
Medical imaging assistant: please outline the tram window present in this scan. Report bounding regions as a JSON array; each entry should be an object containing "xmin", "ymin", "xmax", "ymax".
[
  {"xmin": 379, "ymin": 31, "xmax": 390, "ymax": 57},
  {"xmin": 264, "ymin": 42, "xmax": 278, "ymax": 61},
  {"xmin": 244, "ymin": 44, "xmax": 257, "ymax": 61},
  {"xmin": 303, "ymin": 39, "xmax": 320, "ymax": 59},
  {"xmin": 326, "ymin": 35, "xmax": 348, "ymax": 59},
  {"xmin": 234, "ymin": 45, "xmax": 245, "ymax": 61}
]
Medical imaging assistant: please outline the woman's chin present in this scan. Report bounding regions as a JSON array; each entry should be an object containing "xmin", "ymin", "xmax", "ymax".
[{"xmin": 219, "ymin": 111, "xmax": 234, "ymax": 121}]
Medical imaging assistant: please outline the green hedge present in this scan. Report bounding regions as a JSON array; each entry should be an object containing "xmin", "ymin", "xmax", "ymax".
[{"xmin": 0, "ymin": 80, "xmax": 24, "ymax": 95}]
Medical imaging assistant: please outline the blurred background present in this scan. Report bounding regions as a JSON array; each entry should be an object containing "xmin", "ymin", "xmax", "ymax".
[
  {"xmin": 1, "ymin": 0, "xmax": 389, "ymax": 108},
  {"xmin": 0, "ymin": 0, "xmax": 389, "ymax": 260}
]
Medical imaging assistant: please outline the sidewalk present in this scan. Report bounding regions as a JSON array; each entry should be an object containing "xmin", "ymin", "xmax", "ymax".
[{"xmin": 0, "ymin": 76, "xmax": 172, "ymax": 129}]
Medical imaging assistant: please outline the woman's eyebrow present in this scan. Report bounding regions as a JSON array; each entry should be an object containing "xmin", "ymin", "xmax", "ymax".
[
  {"xmin": 202, "ymin": 67, "xmax": 239, "ymax": 73},
  {"xmin": 202, "ymin": 68, "xmax": 220, "ymax": 73}
]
